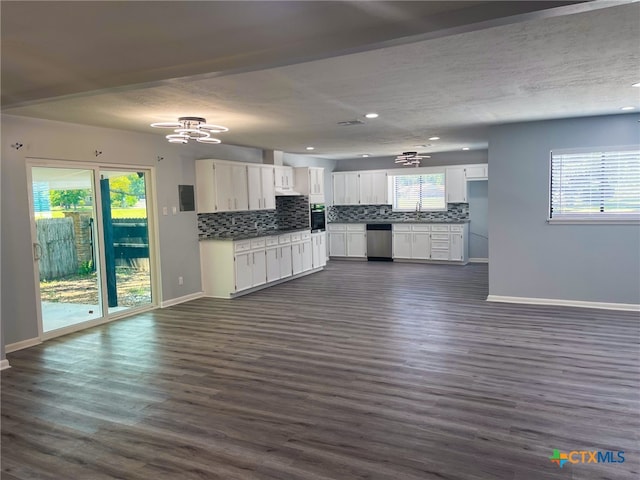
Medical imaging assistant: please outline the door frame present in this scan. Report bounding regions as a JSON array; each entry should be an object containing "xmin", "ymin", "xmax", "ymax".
[{"xmin": 25, "ymin": 158, "xmax": 162, "ymax": 341}]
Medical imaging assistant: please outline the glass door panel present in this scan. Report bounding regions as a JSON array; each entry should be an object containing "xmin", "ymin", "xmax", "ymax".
[
  {"xmin": 99, "ymin": 170, "xmax": 153, "ymax": 314},
  {"xmin": 31, "ymin": 167, "xmax": 103, "ymax": 332}
]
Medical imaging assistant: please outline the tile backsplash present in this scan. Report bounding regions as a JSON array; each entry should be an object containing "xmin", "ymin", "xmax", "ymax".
[
  {"xmin": 328, "ymin": 203, "xmax": 469, "ymax": 223},
  {"xmin": 198, "ymin": 196, "xmax": 310, "ymax": 238}
]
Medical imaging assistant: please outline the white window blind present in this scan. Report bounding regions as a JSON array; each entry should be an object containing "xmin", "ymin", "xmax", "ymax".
[
  {"xmin": 391, "ymin": 173, "xmax": 445, "ymax": 211},
  {"xmin": 550, "ymin": 146, "xmax": 640, "ymax": 222}
]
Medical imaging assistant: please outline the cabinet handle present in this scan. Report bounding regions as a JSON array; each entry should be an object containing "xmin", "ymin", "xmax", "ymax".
[
  {"xmin": 247, "ymin": 255, "xmax": 250, "ymax": 266},
  {"xmin": 235, "ymin": 198, "xmax": 238, "ymax": 209},
  {"xmin": 228, "ymin": 199, "xmax": 231, "ymax": 210}
]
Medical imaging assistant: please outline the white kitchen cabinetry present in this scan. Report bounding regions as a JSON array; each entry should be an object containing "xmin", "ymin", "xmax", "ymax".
[
  {"xmin": 295, "ymin": 167, "xmax": 325, "ymax": 203},
  {"xmin": 446, "ymin": 167, "xmax": 468, "ymax": 203},
  {"xmin": 359, "ymin": 171, "xmax": 388, "ymax": 205},
  {"xmin": 328, "ymin": 223, "xmax": 366, "ymax": 258},
  {"xmin": 392, "ymin": 223, "xmax": 468, "ymax": 263},
  {"xmin": 465, "ymin": 164, "xmax": 488, "ymax": 180},
  {"xmin": 195, "ymin": 159, "xmax": 249, "ymax": 213},
  {"xmin": 311, "ymin": 232, "xmax": 327, "ymax": 268},
  {"xmin": 333, "ymin": 172, "xmax": 360, "ymax": 205},
  {"xmin": 247, "ymin": 165, "xmax": 276, "ymax": 211},
  {"xmin": 200, "ymin": 229, "xmax": 323, "ymax": 298},
  {"xmin": 274, "ymin": 166, "xmax": 295, "ymax": 191}
]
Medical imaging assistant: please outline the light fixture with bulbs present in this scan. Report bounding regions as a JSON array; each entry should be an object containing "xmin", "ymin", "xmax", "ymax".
[
  {"xmin": 150, "ymin": 117, "xmax": 228, "ymax": 144},
  {"xmin": 394, "ymin": 151, "xmax": 430, "ymax": 167}
]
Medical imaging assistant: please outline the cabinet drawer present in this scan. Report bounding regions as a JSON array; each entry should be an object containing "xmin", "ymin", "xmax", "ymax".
[
  {"xmin": 328, "ymin": 224, "xmax": 346, "ymax": 231},
  {"xmin": 450, "ymin": 225, "xmax": 464, "ymax": 232},
  {"xmin": 250, "ymin": 238, "xmax": 266, "ymax": 249},
  {"xmin": 431, "ymin": 241, "xmax": 450, "ymax": 250},
  {"xmin": 431, "ymin": 249, "xmax": 450, "ymax": 260},
  {"xmin": 291, "ymin": 233, "xmax": 302, "ymax": 242},
  {"xmin": 430, "ymin": 233, "xmax": 449, "ymax": 241},
  {"xmin": 411, "ymin": 224, "xmax": 430, "ymax": 232},
  {"xmin": 431, "ymin": 225, "xmax": 449, "ymax": 232},
  {"xmin": 301, "ymin": 232, "xmax": 311, "ymax": 240},
  {"xmin": 347, "ymin": 224, "xmax": 365, "ymax": 232},
  {"xmin": 279, "ymin": 234, "xmax": 291, "ymax": 244},
  {"xmin": 393, "ymin": 224, "xmax": 411, "ymax": 232},
  {"xmin": 266, "ymin": 236, "xmax": 279, "ymax": 246},
  {"xmin": 234, "ymin": 240, "xmax": 251, "ymax": 253}
]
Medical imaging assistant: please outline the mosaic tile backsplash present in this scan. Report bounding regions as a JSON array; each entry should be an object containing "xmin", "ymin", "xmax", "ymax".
[
  {"xmin": 198, "ymin": 196, "xmax": 310, "ymax": 238},
  {"xmin": 328, "ymin": 203, "xmax": 469, "ymax": 223}
]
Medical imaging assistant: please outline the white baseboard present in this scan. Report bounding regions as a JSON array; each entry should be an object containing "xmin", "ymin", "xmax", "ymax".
[
  {"xmin": 0, "ymin": 359, "xmax": 11, "ymax": 370},
  {"xmin": 161, "ymin": 291, "xmax": 205, "ymax": 308},
  {"xmin": 486, "ymin": 295, "xmax": 640, "ymax": 312},
  {"xmin": 6, "ymin": 337, "xmax": 42, "ymax": 353},
  {"xmin": 469, "ymin": 258, "xmax": 489, "ymax": 263}
]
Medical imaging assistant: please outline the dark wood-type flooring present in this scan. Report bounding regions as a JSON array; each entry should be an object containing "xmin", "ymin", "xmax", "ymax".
[{"xmin": 2, "ymin": 261, "xmax": 639, "ymax": 479}]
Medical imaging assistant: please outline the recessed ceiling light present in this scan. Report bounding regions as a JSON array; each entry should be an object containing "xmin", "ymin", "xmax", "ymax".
[
  {"xmin": 361, "ymin": 154, "xmax": 369, "ymax": 158},
  {"xmin": 429, "ymin": 136, "xmax": 440, "ymax": 141},
  {"xmin": 632, "ymin": 82, "xmax": 640, "ymax": 87},
  {"xmin": 462, "ymin": 147, "xmax": 470, "ymax": 151},
  {"xmin": 620, "ymin": 106, "xmax": 635, "ymax": 111},
  {"xmin": 364, "ymin": 113, "xmax": 379, "ymax": 119},
  {"xmin": 306, "ymin": 146, "xmax": 315, "ymax": 150}
]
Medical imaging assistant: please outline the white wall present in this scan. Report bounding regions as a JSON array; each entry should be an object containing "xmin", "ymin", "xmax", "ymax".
[
  {"xmin": 0, "ymin": 115, "xmax": 263, "ymax": 346},
  {"xmin": 488, "ymin": 113, "xmax": 640, "ymax": 306}
]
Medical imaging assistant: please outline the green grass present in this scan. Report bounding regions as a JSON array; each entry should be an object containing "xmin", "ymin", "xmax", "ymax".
[{"xmin": 47, "ymin": 208, "xmax": 147, "ymax": 219}]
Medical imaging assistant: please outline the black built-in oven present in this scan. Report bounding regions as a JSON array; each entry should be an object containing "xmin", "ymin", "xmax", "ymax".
[{"xmin": 310, "ymin": 204, "xmax": 326, "ymax": 232}]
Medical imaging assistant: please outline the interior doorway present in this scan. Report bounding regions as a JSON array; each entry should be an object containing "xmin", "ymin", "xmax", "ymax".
[{"xmin": 28, "ymin": 162, "xmax": 158, "ymax": 338}]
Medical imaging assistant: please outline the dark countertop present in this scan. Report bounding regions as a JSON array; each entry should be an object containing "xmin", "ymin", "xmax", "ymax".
[
  {"xmin": 328, "ymin": 220, "xmax": 469, "ymax": 224},
  {"xmin": 199, "ymin": 227, "xmax": 312, "ymax": 241}
]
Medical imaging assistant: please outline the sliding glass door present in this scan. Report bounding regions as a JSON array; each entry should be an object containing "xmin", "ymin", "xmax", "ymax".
[{"xmin": 29, "ymin": 163, "xmax": 156, "ymax": 337}]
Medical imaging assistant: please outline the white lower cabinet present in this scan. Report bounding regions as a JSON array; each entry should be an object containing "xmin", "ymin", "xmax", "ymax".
[
  {"xmin": 328, "ymin": 224, "xmax": 367, "ymax": 258},
  {"xmin": 200, "ymin": 229, "xmax": 323, "ymax": 298},
  {"xmin": 392, "ymin": 224, "xmax": 468, "ymax": 263},
  {"xmin": 312, "ymin": 232, "xmax": 327, "ymax": 268}
]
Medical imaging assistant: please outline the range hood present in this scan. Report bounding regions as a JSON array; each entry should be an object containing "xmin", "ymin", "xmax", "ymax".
[{"xmin": 275, "ymin": 187, "xmax": 303, "ymax": 196}]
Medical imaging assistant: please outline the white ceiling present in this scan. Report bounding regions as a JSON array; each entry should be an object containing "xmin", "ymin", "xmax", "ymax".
[{"xmin": 2, "ymin": 1, "xmax": 639, "ymax": 160}]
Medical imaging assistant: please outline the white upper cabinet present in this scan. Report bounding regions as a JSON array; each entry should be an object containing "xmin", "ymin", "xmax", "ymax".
[
  {"xmin": 359, "ymin": 171, "xmax": 388, "ymax": 205},
  {"xmin": 295, "ymin": 167, "xmax": 325, "ymax": 203},
  {"xmin": 274, "ymin": 166, "xmax": 294, "ymax": 191},
  {"xmin": 465, "ymin": 164, "xmax": 488, "ymax": 180},
  {"xmin": 333, "ymin": 172, "xmax": 359, "ymax": 205},
  {"xmin": 196, "ymin": 160, "xmax": 249, "ymax": 213},
  {"xmin": 445, "ymin": 167, "xmax": 468, "ymax": 203},
  {"xmin": 248, "ymin": 165, "xmax": 276, "ymax": 211}
]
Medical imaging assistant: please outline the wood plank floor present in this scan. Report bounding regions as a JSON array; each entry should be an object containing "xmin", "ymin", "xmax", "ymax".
[{"xmin": 2, "ymin": 261, "xmax": 639, "ymax": 480}]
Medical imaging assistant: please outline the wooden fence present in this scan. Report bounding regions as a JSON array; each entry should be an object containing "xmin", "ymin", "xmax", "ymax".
[{"xmin": 36, "ymin": 218, "xmax": 77, "ymax": 281}]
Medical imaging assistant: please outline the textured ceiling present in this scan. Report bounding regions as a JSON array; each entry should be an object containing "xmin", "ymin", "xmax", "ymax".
[{"xmin": 2, "ymin": 1, "xmax": 639, "ymax": 160}]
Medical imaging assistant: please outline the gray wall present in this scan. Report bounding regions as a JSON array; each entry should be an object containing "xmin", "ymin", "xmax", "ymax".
[
  {"xmin": 488, "ymin": 113, "xmax": 640, "ymax": 305},
  {"xmin": 0, "ymin": 114, "xmax": 263, "ymax": 346},
  {"xmin": 468, "ymin": 181, "xmax": 488, "ymax": 260},
  {"xmin": 333, "ymin": 150, "xmax": 488, "ymax": 172}
]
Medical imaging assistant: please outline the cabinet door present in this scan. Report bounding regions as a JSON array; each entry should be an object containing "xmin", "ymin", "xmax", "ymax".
[
  {"xmin": 266, "ymin": 247, "xmax": 280, "ymax": 282},
  {"xmin": 446, "ymin": 167, "xmax": 467, "ymax": 203},
  {"xmin": 231, "ymin": 164, "xmax": 249, "ymax": 211},
  {"xmin": 333, "ymin": 174, "xmax": 346, "ymax": 205},
  {"xmin": 344, "ymin": 173, "xmax": 359, "ymax": 205},
  {"xmin": 279, "ymin": 245, "xmax": 293, "ymax": 278},
  {"xmin": 195, "ymin": 160, "xmax": 216, "ymax": 213},
  {"xmin": 291, "ymin": 243, "xmax": 303, "ymax": 275},
  {"xmin": 392, "ymin": 233, "xmax": 412, "ymax": 259},
  {"xmin": 317, "ymin": 233, "xmax": 327, "ymax": 267},
  {"xmin": 214, "ymin": 163, "xmax": 234, "ymax": 212},
  {"xmin": 329, "ymin": 232, "xmax": 347, "ymax": 256},
  {"xmin": 261, "ymin": 167, "xmax": 276, "ymax": 210},
  {"xmin": 449, "ymin": 233, "xmax": 464, "ymax": 261},
  {"xmin": 252, "ymin": 250, "xmax": 267, "ymax": 286},
  {"xmin": 235, "ymin": 252, "xmax": 253, "ymax": 291},
  {"xmin": 465, "ymin": 165, "xmax": 488, "ymax": 180},
  {"xmin": 283, "ymin": 168, "xmax": 294, "ymax": 189},
  {"xmin": 311, "ymin": 234, "xmax": 321, "ymax": 268},
  {"xmin": 347, "ymin": 232, "xmax": 366, "ymax": 257},
  {"xmin": 371, "ymin": 172, "xmax": 388, "ymax": 204},
  {"xmin": 412, "ymin": 232, "xmax": 430, "ymax": 260},
  {"xmin": 302, "ymin": 240, "xmax": 313, "ymax": 272},
  {"xmin": 358, "ymin": 172, "xmax": 372, "ymax": 204},
  {"xmin": 247, "ymin": 165, "xmax": 262, "ymax": 210}
]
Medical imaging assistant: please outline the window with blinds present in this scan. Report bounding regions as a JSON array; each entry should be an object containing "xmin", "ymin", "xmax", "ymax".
[
  {"xmin": 391, "ymin": 172, "xmax": 446, "ymax": 211},
  {"xmin": 550, "ymin": 146, "xmax": 640, "ymax": 222}
]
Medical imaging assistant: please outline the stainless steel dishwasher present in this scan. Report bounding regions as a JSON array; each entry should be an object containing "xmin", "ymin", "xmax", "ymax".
[{"xmin": 366, "ymin": 224, "xmax": 393, "ymax": 261}]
